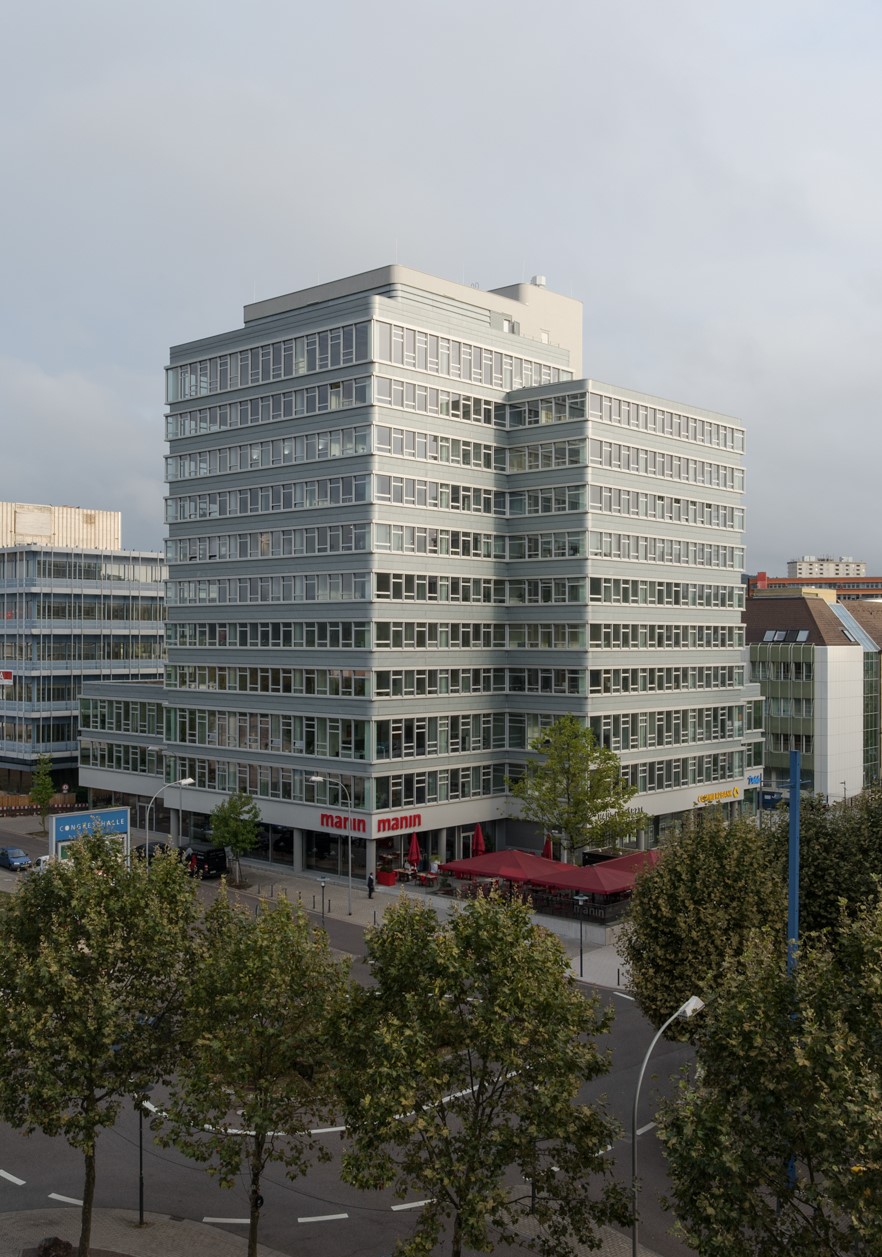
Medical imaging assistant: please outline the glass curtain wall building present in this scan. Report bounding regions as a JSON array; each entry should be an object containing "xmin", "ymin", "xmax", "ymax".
[
  {"xmin": 0, "ymin": 544, "xmax": 165, "ymax": 790},
  {"xmin": 80, "ymin": 266, "xmax": 762, "ymax": 872}
]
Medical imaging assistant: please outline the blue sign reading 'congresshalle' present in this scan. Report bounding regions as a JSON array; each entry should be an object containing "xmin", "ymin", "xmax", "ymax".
[{"xmin": 50, "ymin": 808, "xmax": 131, "ymax": 859}]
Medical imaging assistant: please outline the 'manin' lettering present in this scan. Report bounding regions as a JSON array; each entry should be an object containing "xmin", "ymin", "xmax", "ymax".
[
  {"xmin": 377, "ymin": 813, "xmax": 422, "ymax": 833},
  {"xmin": 318, "ymin": 812, "xmax": 368, "ymax": 833}
]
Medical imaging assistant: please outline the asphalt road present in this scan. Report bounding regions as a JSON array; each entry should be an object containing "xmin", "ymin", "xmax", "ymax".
[{"xmin": 0, "ymin": 821, "xmax": 694, "ymax": 1257}]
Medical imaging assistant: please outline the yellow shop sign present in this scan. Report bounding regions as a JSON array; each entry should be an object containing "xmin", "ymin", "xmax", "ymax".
[{"xmin": 696, "ymin": 786, "xmax": 740, "ymax": 805}]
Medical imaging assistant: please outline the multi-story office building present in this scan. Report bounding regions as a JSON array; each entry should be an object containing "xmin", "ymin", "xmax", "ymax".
[
  {"xmin": 79, "ymin": 266, "xmax": 762, "ymax": 873},
  {"xmin": 787, "ymin": 556, "xmax": 866, "ymax": 579},
  {"xmin": 749, "ymin": 570, "xmax": 882, "ymax": 601},
  {"xmin": 0, "ymin": 503, "xmax": 164, "ymax": 790},
  {"xmin": 745, "ymin": 589, "xmax": 880, "ymax": 801}
]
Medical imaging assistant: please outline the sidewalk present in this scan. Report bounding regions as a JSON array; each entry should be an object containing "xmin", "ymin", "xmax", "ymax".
[{"xmin": 0, "ymin": 1206, "xmax": 663, "ymax": 1257}]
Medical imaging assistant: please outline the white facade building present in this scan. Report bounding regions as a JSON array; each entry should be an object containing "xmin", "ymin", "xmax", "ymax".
[
  {"xmin": 80, "ymin": 266, "xmax": 762, "ymax": 873},
  {"xmin": 787, "ymin": 556, "xmax": 866, "ymax": 578}
]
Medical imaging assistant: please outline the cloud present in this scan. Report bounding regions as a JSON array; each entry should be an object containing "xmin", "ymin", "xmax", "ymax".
[
  {"xmin": 0, "ymin": 357, "xmax": 164, "ymax": 550},
  {"xmin": 1, "ymin": 1, "xmax": 881, "ymax": 573}
]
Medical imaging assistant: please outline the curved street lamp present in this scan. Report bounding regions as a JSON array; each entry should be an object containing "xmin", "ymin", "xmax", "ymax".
[
  {"xmin": 145, "ymin": 778, "xmax": 194, "ymax": 869},
  {"xmin": 632, "ymin": 994, "xmax": 705, "ymax": 1257},
  {"xmin": 309, "ymin": 775, "xmax": 352, "ymax": 916}
]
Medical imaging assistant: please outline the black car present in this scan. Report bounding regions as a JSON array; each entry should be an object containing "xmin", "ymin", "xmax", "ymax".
[
  {"xmin": 133, "ymin": 841, "xmax": 176, "ymax": 862},
  {"xmin": 186, "ymin": 846, "xmax": 228, "ymax": 879}
]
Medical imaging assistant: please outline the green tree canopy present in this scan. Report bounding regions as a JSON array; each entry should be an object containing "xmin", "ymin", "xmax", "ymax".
[
  {"xmin": 508, "ymin": 714, "xmax": 644, "ymax": 854},
  {"xmin": 0, "ymin": 834, "xmax": 197, "ymax": 1257},
  {"xmin": 209, "ymin": 788, "xmax": 261, "ymax": 884},
  {"xmin": 156, "ymin": 893, "xmax": 347, "ymax": 1257},
  {"xmin": 767, "ymin": 789, "xmax": 882, "ymax": 936},
  {"xmin": 660, "ymin": 905, "xmax": 882, "ymax": 1255},
  {"xmin": 338, "ymin": 894, "xmax": 629, "ymax": 1257},
  {"xmin": 620, "ymin": 811, "xmax": 786, "ymax": 1037},
  {"xmin": 29, "ymin": 752, "xmax": 55, "ymax": 833}
]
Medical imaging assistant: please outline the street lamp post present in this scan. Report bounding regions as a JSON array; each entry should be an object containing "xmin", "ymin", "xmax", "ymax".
[
  {"xmin": 320, "ymin": 878, "xmax": 326, "ymax": 926},
  {"xmin": 573, "ymin": 893, "xmax": 589, "ymax": 978},
  {"xmin": 146, "ymin": 778, "xmax": 195, "ymax": 869},
  {"xmin": 309, "ymin": 775, "xmax": 353, "ymax": 916},
  {"xmin": 841, "ymin": 779, "xmax": 847, "ymax": 804},
  {"xmin": 632, "ymin": 995, "xmax": 705, "ymax": 1257}
]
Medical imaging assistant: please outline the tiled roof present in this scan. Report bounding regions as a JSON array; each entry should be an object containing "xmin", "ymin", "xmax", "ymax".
[{"xmin": 744, "ymin": 596, "xmax": 863, "ymax": 647}]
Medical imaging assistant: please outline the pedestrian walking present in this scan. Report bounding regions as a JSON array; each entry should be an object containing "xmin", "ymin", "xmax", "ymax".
[{"xmin": 367, "ymin": 872, "xmax": 375, "ymax": 899}]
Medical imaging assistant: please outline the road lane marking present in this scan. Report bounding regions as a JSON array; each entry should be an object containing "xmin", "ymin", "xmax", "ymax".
[
  {"xmin": 0, "ymin": 1170, "xmax": 25, "ymax": 1185},
  {"xmin": 49, "ymin": 1193, "xmax": 82, "ymax": 1204},
  {"xmin": 613, "ymin": 991, "xmax": 635, "ymax": 1001},
  {"xmin": 637, "ymin": 1122, "xmax": 657, "ymax": 1136},
  {"xmin": 203, "ymin": 1217, "xmax": 249, "ymax": 1224},
  {"xmin": 391, "ymin": 1200, "xmax": 432, "ymax": 1211},
  {"xmin": 310, "ymin": 1125, "xmax": 346, "ymax": 1134},
  {"xmin": 297, "ymin": 1212, "xmax": 349, "ymax": 1223}
]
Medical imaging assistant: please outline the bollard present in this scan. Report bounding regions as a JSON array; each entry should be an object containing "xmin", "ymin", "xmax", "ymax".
[
  {"xmin": 617, "ymin": 967, "xmax": 621, "ymax": 988},
  {"xmin": 312, "ymin": 894, "xmax": 316, "ymax": 910},
  {"xmin": 373, "ymin": 910, "xmax": 377, "ymax": 926}
]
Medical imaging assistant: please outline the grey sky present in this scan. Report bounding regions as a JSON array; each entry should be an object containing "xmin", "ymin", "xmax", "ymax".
[{"xmin": 2, "ymin": 1, "xmax": 880, "ymax": 571}]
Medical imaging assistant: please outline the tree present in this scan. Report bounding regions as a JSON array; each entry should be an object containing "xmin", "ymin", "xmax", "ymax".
[
  {"xmin": 0, "ymin": 833, "xmax": 197, "ymax": 1257},
  {"xmin": 338, "ymin": 894, "xmax": 629, "ymax": 1257},
  {"xmin": 507, "ymin": 714, "xmax": 643, "ymax": 855},
  {"xmin": 156, "ymin": 893, "xmax": 347, "ymax": 1257},
  {"xmin": 620, "ymin": 811, "xmax": 786, "ymax": 1037},
  {"xmin": 29, "ymin": 752, "xmax": 55, "ymax": 834},
  {"xmin": 659, "ymin": 907, "xmax": 882, "ymax": 1255},
  {"xmin": 767, "ymin": 789, "xmax": 882, "ymax": 936},
  {"xmin": 209, "ymin": 788, "xmax": 261, "ymax": 884}
]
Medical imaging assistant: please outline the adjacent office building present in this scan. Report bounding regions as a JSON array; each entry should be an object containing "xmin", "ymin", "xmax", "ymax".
[
  {"xmin": 787, "ymin": 556, "xmax": 866, "ymax": 579},
  {"xmin": 745, "ymin": 589, "xmax": 880, "ymax": 801},
  {"xmin": 79, "ymin": 266, "xmax": 762, "ymax": 874},
  {"xmin": 0, "ymin": 502, "xmax": 164, "ymax": 790}
]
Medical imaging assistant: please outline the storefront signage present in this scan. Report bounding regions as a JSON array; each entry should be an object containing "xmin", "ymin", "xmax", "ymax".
[
  {"xmin": 747, "ymin": 773, "xmax": 762, "ymax": 786},
  {"xmin": 377, "ymin": 812, "xmax": 422, "ymax": 833},
  {"xmin": 695, "ymin": 787, "xmax": 740, "ymax": 806},
  {"xmin": 319, "ymin": 812, "xmax": 367, "ymax": 833}
]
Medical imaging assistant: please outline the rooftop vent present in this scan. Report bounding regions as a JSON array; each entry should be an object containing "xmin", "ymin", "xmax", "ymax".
[{"xmin": 530, "ymin": 274, "xmax": 546, "ymax": 288}]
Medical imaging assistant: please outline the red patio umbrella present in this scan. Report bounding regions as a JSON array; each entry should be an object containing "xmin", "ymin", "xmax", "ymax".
[
  {"xmin": 472, "ymin": 823, "xmax": 486, "ymax": 857},
  {"xmin": 407, "ymin": 832, "xmax": 421, "ymax": 866},
  {"xmin": 541, "ymin": 834, "xmax": 554, "ymax": 860}
]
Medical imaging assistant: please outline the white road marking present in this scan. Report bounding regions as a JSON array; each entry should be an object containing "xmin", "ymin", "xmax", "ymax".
[
  {"xmin": 297, "ymin": 1212, "xmax": 349, "ymax": 1223},
  {"xmin": 391, "ymin": 1199, "xmax": 432, "ymax": 1211},
  {"xmin": 0, "ymin": 1169, "xmax": 25, "ymax": 1185},
  {"xmin": 310, "ymin": 1125, "xmax": 346, "ymax": 1134},
  {"xmin": 613, "ymin": 991, "xmax": 635, "ymax": 1001},
  {"xmin": 203, "ymin": 1216, "xmax": 248, "ymax": 1224},
  {"xmin": 49, "ymin": 1193, "xmax": 83, "ymax": 1204},
  {"xmin": 637, "ymin": 1121, "xmax": 657, "ymax": 1137}
]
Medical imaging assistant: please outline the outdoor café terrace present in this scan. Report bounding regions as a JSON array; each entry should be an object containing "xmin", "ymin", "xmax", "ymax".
[{"xmin": 438, "ymin": 848, "xmax": 659, "ymax": 925}]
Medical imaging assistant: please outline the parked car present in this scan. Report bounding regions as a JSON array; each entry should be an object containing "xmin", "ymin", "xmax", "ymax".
[
  {"xmin": 186, "ymin": 846, "xmax": 228, "ymax": 879},
  {"xmin": 33, "ymin": 854, "xmax": 53, "ymax": 874},
  {"xmin": 0, "ymin": 847, "xmax": 33, "ymax": 871},
  {"xmin": 133, "ymin": 841, "xmax": 176, "ymax": 861}
]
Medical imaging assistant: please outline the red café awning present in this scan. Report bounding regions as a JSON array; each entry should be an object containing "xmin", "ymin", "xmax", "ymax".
[{"xmin": 439, "ymin": 847, "xmax": 659, "ymax": 897}]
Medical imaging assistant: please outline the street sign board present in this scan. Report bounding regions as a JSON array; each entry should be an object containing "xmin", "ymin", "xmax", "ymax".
[{"xmin": 50, "ymin": 807, "xmax": 131, "ymax": 860}]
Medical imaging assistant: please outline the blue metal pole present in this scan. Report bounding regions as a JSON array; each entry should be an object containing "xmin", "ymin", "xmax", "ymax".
[{"xmin": 787, "ymin": 749, "xmax": 800, "ymax": 978}]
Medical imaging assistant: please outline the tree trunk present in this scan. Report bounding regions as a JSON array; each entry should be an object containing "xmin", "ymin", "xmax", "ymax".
[
  {"xmin": 451, "ymin": 1212, "xmax": 463, "ymax": 1257},
  {"xmin": 79, "ymin": 1146, "xmax": 96, "ymax": 1257},
  {"xmin": 247, "ymin": 1136, "xmax": 264, "ymax": 1257}
]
